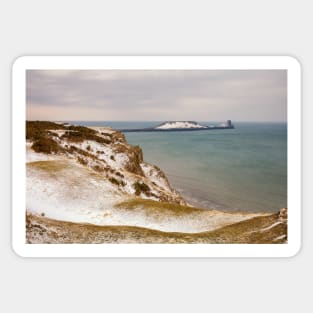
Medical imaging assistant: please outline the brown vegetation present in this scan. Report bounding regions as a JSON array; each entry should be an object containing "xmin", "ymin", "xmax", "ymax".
[
  {"xmin": 27, "ymin": 121, "xmax": 66, "ymax": 154},
  {"xmin": 92, "ymin": 165, "xmax": 105, "ymax": 172},
  {"xmin": 31, "ymin": 137, "xmax": 62, "ymax": 154},
  {"xmin": 61, "ymin": 125, "xmax": 111, "ymax": 144},
  {"xmin": 69, "ymin": 145, "xmax": 96, "ymax": 159},
  {"xmin": 26, "ymin": 211, "xmax": 287, "ymax": 244},
  {"xmin": 114, "ymin": 144, "xmax": 144, "ymax": 175},
  {"xmin": 77, "ymin": 157, "xmax": 88, "ymax": 166},
  {"xmin": 109, "ymin": 176, "xmax": 121, "ymax": 186},
  {"xmin": 133, "ymin": 181, "xmax": 150, "ymax": 196},
  {"xmin": 115, "ymin": 171, "xmax": 124, "ymax": 178},
  {"xmin": 26, "ymin": 121, "xmax": 66, "ymax": 141}
]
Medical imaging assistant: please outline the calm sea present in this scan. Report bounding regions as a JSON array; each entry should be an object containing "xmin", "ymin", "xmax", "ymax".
[{"xmin": 70, "ymin": 121, "xmax": 287, "ymax": 213}]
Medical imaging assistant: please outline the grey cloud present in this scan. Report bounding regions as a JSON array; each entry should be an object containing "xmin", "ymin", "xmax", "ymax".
[{"xmin": 26, "ymin": 70, "xmax": 287, "ymax": 121}]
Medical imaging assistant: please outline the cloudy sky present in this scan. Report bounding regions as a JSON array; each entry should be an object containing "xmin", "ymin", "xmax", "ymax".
[{"xmin": 26, "ymin": 70, "xmax": 287, "ymax": 122}]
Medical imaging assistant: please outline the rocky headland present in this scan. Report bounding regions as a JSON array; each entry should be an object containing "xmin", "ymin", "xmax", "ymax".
[{"xmin": 25, "ymin": 121, "xmax": 287, "ymax": 244}]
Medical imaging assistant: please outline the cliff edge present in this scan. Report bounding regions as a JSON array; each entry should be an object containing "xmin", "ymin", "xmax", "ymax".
[{"xmin": 25, "ymin": 121, "xmax": 287, "ymax": 244}]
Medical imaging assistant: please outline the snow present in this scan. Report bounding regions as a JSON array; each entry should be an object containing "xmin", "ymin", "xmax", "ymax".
[
  {"xmin": 155, "ymin": 121, "xmax": 208, "ymax": 129},
  {"xmin": 27, "ymin": 159, "xmax": 124, "ymax": 226},
  {"xmin": 88, "ymin": 126, "xmax": 115, "ymax": 134},
  {"xmin": 260, "ymin": 221, "xmax": 282, "ymax": 232},
  {"xmin": 114, "ymin": 152, "xmax": 129, "ymax": 168},
  {"xmin": 50, "ymin": 129, "xmax": 67, "ymax": 137},
  {"xmin": 273, "ymin": 234, "xmax": 287, "ymax": 241},
  {"xmin": 141, "ymin": 162, "xmax": 170, "ymax": 192},
  {"xmin": 26, "ymin": 125, "xmax": 261, "ymax": 235},
  {"xmin": 26, "ymin": 142, "xmax": 61, "ymax": 163},
  {"xmin": 26, "ymin": 158, "xmax": 256, "ymax": 233},
  {"xmin": 58, "ymin": 139, "xmax": 130, "ymax": 171}
]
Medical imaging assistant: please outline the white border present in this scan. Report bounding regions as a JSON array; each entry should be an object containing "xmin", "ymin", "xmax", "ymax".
[{"xmin": 12, "ymin": 56, "xmax": 301, "ymax": 258}]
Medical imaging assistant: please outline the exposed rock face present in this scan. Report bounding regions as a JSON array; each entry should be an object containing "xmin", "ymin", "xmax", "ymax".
[
  {"xmin": 113, "ymin": 143, "xmax": 144, "ymax": 176},
  {"xmin": 279, "ymin": 208, "xmax": 288, "ymax": 220}
]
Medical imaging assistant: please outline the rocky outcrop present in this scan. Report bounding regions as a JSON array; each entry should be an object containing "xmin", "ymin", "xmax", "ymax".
[
  {"xmin": 113, "ymin": 143, "xmax": 144, "ymax": 176},
  {"xmin": 26, "ymin": 121, "xmax": 185, "ymax": 205},
  {"xmin": 279, "ymin": 208, "xmax": 288, "ymax": 220},
  {"xmin": 25, "ymin": 121, "xmax": 287, "ymax": 244}
]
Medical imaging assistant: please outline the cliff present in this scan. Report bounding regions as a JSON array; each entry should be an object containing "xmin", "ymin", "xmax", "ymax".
[
  {"xmin": 26, "ymin": 121, "xmax": 185, "ymax": 205},
  {"xmin": 25, "ymin": 121, "xmax": 287, "ymax": 244}
]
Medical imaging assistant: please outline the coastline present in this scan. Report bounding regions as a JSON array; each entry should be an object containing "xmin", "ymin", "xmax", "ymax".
[
  {"xmin": 25, "ymin": 121, "xmax": 287, "ymax": 244},
  {"xmin": 122, "ymin": 122, "xmax": 287, "ymax": 213}
]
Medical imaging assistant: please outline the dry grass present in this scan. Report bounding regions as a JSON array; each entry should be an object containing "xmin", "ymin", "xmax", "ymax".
[
  {"xmin": 115, "ymin": 198, "xmax": 211, "ymax": 216},
  {"xmin": 26, "ymin": 121, "xmax": 66, "ymax": 141},
  {"xmin": 61, "ymin": 125, "xmax": 111, "ymax": 144},
  {"xmin": 133, "ymin": 181, "xmax": 150, "ymax": 196},
  {"xmin": 26, "ymin": 211, "xmax": 287, "ymax": 244},
  {"xmin": 31, "ymin": 137, "xmax": 62, "ymax": 154},
  {"xmin": 27, "ymin": 160, "xmax": 71, "ymax": 172},
  {"xmin": 196, "ymin": 213, "xmax": 287, "ymax": 243}
]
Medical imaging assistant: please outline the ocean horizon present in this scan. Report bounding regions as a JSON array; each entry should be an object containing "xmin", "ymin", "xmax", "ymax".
[{"xmin": 68, "ymin": 121, "xmax": 287, "ymax": 213}]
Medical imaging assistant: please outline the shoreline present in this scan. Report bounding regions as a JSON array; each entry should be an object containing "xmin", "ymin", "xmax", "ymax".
[{"xmin": 25, "ymin": 121, "xmax": 287, "ymax": 243}]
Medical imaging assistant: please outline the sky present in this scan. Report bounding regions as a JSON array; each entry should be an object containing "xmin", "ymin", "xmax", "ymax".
[{"xmin": 26, "ymin": 70, "xmax": 287, "ymax": 122}]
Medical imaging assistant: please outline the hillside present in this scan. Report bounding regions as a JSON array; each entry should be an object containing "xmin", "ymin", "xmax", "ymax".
[
  {"xmin": 25, "ymin": 121, "xmax": 287, "ymax": 244},
  {"xmin": 26, "ymin": 208, "xmax": 287, "ymax": 244}
]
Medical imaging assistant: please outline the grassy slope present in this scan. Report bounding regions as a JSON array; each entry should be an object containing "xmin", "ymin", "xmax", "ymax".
[
  {"xmin": 115, "ymin": 198, "xmax": 265, "ymax": 217},
  {"xmin": 26, "ymin": 160, "xmax": 286, "ymax": 243},
  {"xmin": 25, "ymin": 121, "xmax": 287, "ymax": 244},
  {"xmin": 26, "ymin": 211, "xmax": 287, "ymax": 244}
]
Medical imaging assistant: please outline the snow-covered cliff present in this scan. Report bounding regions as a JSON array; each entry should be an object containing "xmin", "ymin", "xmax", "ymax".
[
  {"xmin": 26, "ymin": 121, "xmax": 187, "ymax": 225},
  {"xmin": 25, "ymin": 121, "xmax": 287, "ymax": 244}
]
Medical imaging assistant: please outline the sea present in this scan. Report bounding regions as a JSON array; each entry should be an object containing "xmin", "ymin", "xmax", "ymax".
[{"xmin": 69, "ymin": 121, "xmax": 287, "ymax": 213}]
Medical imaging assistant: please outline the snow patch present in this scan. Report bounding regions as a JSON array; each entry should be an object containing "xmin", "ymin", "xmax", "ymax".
[
  {"xmin": 88, "ymin": 126, "xmax": 115, "ymax": 134},
  {"xmin": 141, "ymin": 162, "xmax": 171, "ymax": 192},
  {"xmin": 155, "ymin": 121, "xmax": 208, "ymax": 129},
  {"xmin": 260, "ymin": 221, "xmax": 282, "ymax": 232},
  {"xmin": 26, "ymin": 142, "xmax": 61, "ymax": 163},
  {"xmin": 26, "ymin": 159, "xmax": 255, "ymax": 233},
  {"xmin": 273, "ymin": 234, "xmax": 287, "ymax": 241}
]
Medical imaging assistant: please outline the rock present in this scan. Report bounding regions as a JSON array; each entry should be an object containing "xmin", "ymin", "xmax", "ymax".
[{"xmin": 279, "ymin": 208, "xmax": 288, "ymax": 220}]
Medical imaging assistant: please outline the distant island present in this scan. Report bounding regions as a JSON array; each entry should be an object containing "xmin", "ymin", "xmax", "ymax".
[{"xmin": 119, "ymin": 120, "xmax": 234, "ymax": 133}]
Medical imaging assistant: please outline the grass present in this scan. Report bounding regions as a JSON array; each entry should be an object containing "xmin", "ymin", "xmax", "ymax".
[
  {"xmin": 31, "ymin": 137, "xmax": 62, "ymax": 154},
  {"xmin": 77, "ymin": 157, "xmax": 88, "ymax": 165},
  {"xmin": 115, "ymin": 171, "xmax": 124, "ymax": 178},
  {"xmin": 133, "ymin": 181, "xmax": 150, "ymax": 196},
  {"xmin": 197, "ymin": 213, "xmax": 287, "ymax": 243},
  {"xmin": 115, "ymin": 198, "xmax": 208, "ymax": 216},
  {"xmin": 69, "ymin": 145, "xmax": 97, "ymax": 159},
  {"xmin": 26, "ymin": 121, "xmax": 66, "ymax": 141},
  {"xmin": 26, "ymin": 211, "xmax": 287, "ymax": 244},
  {"xmin": 109, "ymin": 176, "xmax": 121, "ymax": 185},
  {"xmin": 27, "ymin": 121, "xmax": 67, "ymax": 154},
  {"xmin": 26, "ymin": 121, "xmax": 112, "ymax": 150},
  {"xmin": 27, "ymin": 160, "xmax": 71, "ymax": 172},
  {"xmin": 61, "ymin": 125, "xmax": 111, "ymax": 144}
]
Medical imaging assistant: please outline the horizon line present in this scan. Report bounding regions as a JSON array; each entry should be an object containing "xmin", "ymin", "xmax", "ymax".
[{"xmin": 26, "ymin": 119, "xmax": 288, "ymax": 123}]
